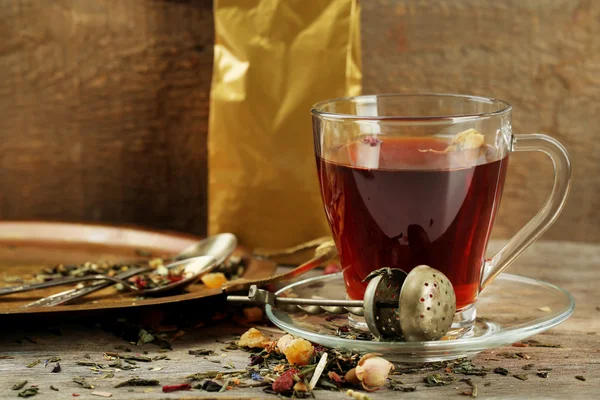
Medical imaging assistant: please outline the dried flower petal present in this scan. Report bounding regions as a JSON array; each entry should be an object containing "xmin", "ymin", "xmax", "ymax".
[
  {"xmin": 237, "ymin": 328, "xmax": 269, "ymax": 349},
  {"xmin": 345, "ymin": 368, "xmax": 361, "ymax": 386},
  {"xmin": 355, "ymin": 353, "xmax": 394, "ymax": 391},
  {"xmin": 272, "ymin": 368, "xmax": 299, "ymax": 393},
  {"xmin": 276, "ymin": 334, "xmax": 294, "ymax": 353},
  {"xmin": 323, "ymin": 263, "xmax": 342, "ymax": 275},
  {"xmin": 293, "ymin": 382, "xmax": 308, "ymax": 392},
  {"xmin": 328, "ymin": 371, "xmax": 343, "ymax": 383},
  {"xmin": 282, "ymin": 338, "xmax": 314, "ymax": 366}
]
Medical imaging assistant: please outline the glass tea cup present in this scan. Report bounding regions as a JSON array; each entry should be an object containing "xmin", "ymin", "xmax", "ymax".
[{"xmin": 311, "ymin": 94, "xmax": 571, "ymax": 332}]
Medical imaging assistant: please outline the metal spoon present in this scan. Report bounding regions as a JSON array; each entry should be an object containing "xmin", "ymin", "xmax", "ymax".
[
  {"xmin": 21, "ymin": 233, "xmax": 237, "ymax": 307},
  {"xmin": 2, "ymin": 233, "xmax": 237, "ymax": 297}
]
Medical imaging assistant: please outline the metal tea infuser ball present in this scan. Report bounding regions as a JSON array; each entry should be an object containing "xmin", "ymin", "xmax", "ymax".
[{"xmin": 228, "ymin": 265, "xmax": 457, "ymax": 342}]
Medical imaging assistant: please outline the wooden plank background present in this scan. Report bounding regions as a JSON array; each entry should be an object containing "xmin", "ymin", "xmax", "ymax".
[{"xmin": 0, "ymin": 0, "xmax": 598, "ymax": 242}]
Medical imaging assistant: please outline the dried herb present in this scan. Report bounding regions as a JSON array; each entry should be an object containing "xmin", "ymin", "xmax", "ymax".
[
  {"xmin": 26, "ymin": 359, "xmax": 41, "ymax": 368},
  {"xmin": 50, "ymin": 385, "xmax": 59, "ymax": 391},
  {"xmin": 121, "ymin": 354, "xmax": 152, "ymax": 362},
  {"xmin": 12, "ymin": 381, "xmax": 28, "ymax": 390},
  {"xmin": 137, "ymin": 329, "xmax": 155, "ymax": 346},
  {"xmin": 521, "ymin": 339, "xmax": 561, "ymax": 348},
  {"xmin": 199, "ymin": 380, "xmax": 223, "ymax": 392},
  {"xmin": 152, "ymin": 355, "xmax": 168, "ymax": 361},
  {"xmin": 461, "ymin": 384, "xmax": 478, "ymax": 397},
  {"xmin": 114, "ymin": 378, "xmax": 160, "ymax": 388},
  {"xmin": 188, "ymin": 349, "xmax": 214, "ymax": 356},
  {"xmin": 575, "ymin": 375, "xmax": 586, "ymax": 382},
  {"xmin": 513, "ymin": 374, "xmax": 529, "ymax": 381},
  {"xmin": 18, "ymin": 387, "xmax": 39, "ymax": 398},
  {"xmin": 461, "ymin": 378, "xmax": 473, "ymax": 387},
  {"xmin": 522, "ymin": 364, "xmax": 535, "ymax": 370},
  {"xmin": 73, "ymin": 377, "xmax": 94, "ymax": 389},
  {"xmin": 51, "ymin": 363, "xmax": 61, "ymax": 373},
  {"xmin": 249, "ymin": 355, "xmax": 264, "ymax": 366},
  {"xmin": 162, "ymin": 383, "xmax": 191, "ymax": 393},
  {"xmin": 537, "ymin": 371, "xmax": 549, "ymax": 378},
  {"xmin": 494, "ymin": 367, "xmax": 509, "ymax": 376},
  {"xmin": 389, "ymin": 380, "xmax": 417, "ymax": 392},
  {"xmin": 186, "ymin": 370, "xmax": 246, "ymax": 381},
  {"xmin": 497, "ymin": 352, "xmax": 519, "ymax": 359},
  {"xmin": 451, "ymin": 360, "xmax": 488, "ymax": 376},
  {"xmin": 424, "ymin": 373, "xmax": 454, "ymax": 387}
]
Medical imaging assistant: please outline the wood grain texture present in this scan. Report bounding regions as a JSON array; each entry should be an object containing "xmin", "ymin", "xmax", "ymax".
[
  {"xmin": 0, "ymin": 240, "xmax": 598, "ymax": 399},
  {"xmin": 0, "ymin": 0, "xmax": 598, "ymax": 244},
  {"xmin": 0, "ymin": 0, "xmax": 213, "ymax": 235},
  {"xmin": 362, "ymin": 0, "xmax": 600, "ymax": 243}
]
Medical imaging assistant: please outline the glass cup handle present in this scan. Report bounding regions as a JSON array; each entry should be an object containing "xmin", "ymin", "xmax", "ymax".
[{"xmin": 480, "ymin": 134, "xmax": 572, "ymax": 290}]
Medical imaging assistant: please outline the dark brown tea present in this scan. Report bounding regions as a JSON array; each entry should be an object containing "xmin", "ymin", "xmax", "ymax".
[{"xmin": 317, "ymin": 137, "xmax": 508, "ymax": 310}]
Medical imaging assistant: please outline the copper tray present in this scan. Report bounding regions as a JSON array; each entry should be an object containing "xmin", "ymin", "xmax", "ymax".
[{"xmin": 0, "ymin": 221, "xmax": 275, "ymax": 317}]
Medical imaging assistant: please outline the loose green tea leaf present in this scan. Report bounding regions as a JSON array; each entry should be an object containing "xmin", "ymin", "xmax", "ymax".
[
  {"xmin": 18, "ymin": 388, "xmax": 39, "ymax": 398},
  {"xmin": 424, "ymin": 373, "xmax": 454, "ymax": 387},
  {"xmin": 152, "ymin": 355, "xmax": 168, "ymax": 361},
  {"xmin": 26, "ymin": 359, "xmax": 41, "ymax": 368},
  {"xmin": 12, "ymin": 380, "xmax": 28, "ymax": 390},
  {"xmin": 137, "ymin": 329, "xmax": 155, "ymax": 346},
  {"xmin": 575, "ymin": 376, "xmax": 586, "ymax": 382},
  {"xmin": 494, "ymin": 367, "xmax": 509, "ymax": 376},
  {"xmin": 522, "ymin": 364, "xmax": 535, "ymax": 370},
  {"xmin": 189, "ymin": 349, "xmax": 215, "ymax": 356},
  {"xmin": 521, "ymin": 339, "xmax": 561, "ymax": 348},
  {"xmin": 120, "ymin": 354, "xmax": 152, "ymax": 362},
  {"xmin": 73, "ymin": 376, "xmax": 94, "ymax": 389},
  {"xmin": 114, "ymin": 378, "xmax": 160, "ymax": 388},
  {"xmin": 513, "ymin": 374, "xmax": 529, "ymax": 381}
]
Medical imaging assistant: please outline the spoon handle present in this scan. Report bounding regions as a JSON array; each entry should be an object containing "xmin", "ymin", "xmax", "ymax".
[
  {"xmin": 222, "ymin": 240, "xmax": 337, "ymax": 293},
  {"xmin": 22, "ymin": 266, "xmax": 150, "ymax": 308}
]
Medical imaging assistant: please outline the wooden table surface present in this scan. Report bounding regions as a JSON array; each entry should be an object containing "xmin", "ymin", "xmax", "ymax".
[{"xmin": 0, "ymin": 241, "xmax": 598, "ymax": 399}]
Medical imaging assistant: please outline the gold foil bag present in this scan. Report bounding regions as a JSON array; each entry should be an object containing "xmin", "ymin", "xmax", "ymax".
[{"xmin": 209, "ymin": 0, "xmax": 362, "ymax": 248}]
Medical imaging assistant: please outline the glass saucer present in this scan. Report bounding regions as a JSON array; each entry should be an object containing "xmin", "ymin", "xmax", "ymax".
[{"xmin": 265, "ymin": 272, "xmax": 575, "ymax": 362}]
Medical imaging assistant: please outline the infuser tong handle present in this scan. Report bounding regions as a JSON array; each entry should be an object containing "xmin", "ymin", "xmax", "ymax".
[{"xmin": 227, "ymin": 285, "xmax": 396, "ymax": 316}]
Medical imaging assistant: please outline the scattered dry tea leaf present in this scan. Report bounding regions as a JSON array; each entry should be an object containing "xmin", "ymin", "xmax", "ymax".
[
  {"xmin": 73, "ymin": 377, "xmax": 94, "ymax": 389},
  {"xmin": 17, "ymin": 387, "xmax": 38, "ymax": 398},
  {"xmin": 188, "ymin": 349, "xmax": 214, "ymax": 356},
  {"xmin": 494, "ymin": 367, "xmax": 509, "ymax": 376},
  {"xmin": 575, "ymin": 375, "xmax": 586, "ymax": 382},
  {"xmin": 26, "ymin": 359, "xmax": 41, "ymax": 368},
  {"xmin": 513, "ymin": 374, "xmax": 529, "ymax": 381},
  {"xmin": 537, "ymin": 371, "xmax": 549, "ymax": 378},
  {"xmin": 12, "ymin": 380, "xmax": 28, "ymax": 390},
  {"xmin": 114, "ymin": 378, "xmax": 160, "ymax": 388}
]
